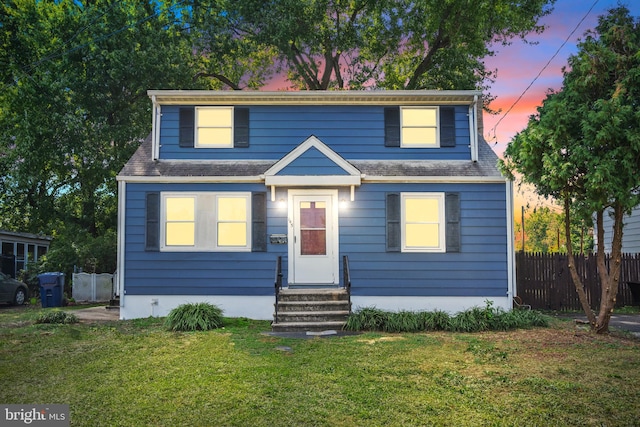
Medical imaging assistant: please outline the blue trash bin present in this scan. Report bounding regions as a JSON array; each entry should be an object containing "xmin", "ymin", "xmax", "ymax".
[{"xmin": 38, "ymin": 272, "xmax": 65, "ymax": 308}]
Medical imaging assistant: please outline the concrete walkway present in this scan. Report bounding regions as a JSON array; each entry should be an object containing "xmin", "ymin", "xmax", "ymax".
[
  {"xmin": 70, "ymin": 306, "xmax": 119, "ymax": 322},
  {"xmin": 555, "ymin": 313, "xmax": 640, "ymax": 338}
]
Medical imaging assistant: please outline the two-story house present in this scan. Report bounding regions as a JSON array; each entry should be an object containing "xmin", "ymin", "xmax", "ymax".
[{"xmin": 116, "ymin": 90, "xmax": 515, "ymax": 326}]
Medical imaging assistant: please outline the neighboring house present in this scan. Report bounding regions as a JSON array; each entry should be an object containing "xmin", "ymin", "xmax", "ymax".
[
  {"xmin": 596, "ymin": 205, "xmax": 640, "ymax": 253},
  {"xmin": 0, "ymin": 230, "xmax": 51, "ymax": 278},
  {"xmin": 116, "ymin": 90, "xmax": 515, "ymax": 321}
]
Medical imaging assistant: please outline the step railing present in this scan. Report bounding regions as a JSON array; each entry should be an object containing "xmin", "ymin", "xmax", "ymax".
[
  {"xmin": 274, "ymin": 256, "xmax": 283, "ymax": 323},
  {"xmin": 343, "ymin": 255, "xmax": 352, "ymax": 314}
]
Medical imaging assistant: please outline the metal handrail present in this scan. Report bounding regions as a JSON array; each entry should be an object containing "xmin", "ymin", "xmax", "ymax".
[
  {"xmin": 274, "ymin": 256, "xmax": 283, "ymax": 323},
  {"xmin": 343, "ymin": 255, "xmax": 352, "ymax": 314}
]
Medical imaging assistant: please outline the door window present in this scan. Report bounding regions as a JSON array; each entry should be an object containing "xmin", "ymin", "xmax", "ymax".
[{"xmin": 299, "ymin": 201, "xmax": 326, "ymax": 255}]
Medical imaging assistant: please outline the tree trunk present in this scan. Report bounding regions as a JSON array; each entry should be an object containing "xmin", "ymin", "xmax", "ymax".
[
  {"xmin": 564, "ymin": 197, "xmax": 597, "ymax": 326},
  {"xmin": 594, "ymin": 204, "xmax": 624, "ymax": 334}
]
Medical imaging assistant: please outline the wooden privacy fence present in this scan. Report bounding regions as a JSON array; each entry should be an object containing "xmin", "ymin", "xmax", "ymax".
[{"xmin": 516, "ymin": 252, "xmax": 640, "ymax": 311}]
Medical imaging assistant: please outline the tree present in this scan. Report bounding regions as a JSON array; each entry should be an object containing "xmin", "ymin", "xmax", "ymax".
[
  {"xmin": 0, "ymin": 1, "xmax": 197, "ymax": 273},
  {"xmin": 501, "ymin": 7, "xmax": 640, "ymax": 333},
  {"xmin": 515, "ymin": 206, "xmax": 593, "ymax": 253},
  {"xmin": 220, "ymin": 0, "xmax": 553, "ymax": 96}
]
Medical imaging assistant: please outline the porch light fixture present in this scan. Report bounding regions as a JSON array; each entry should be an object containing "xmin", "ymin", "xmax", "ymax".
[
  {"xmin": 277, "ymin": 199, "xmax": 286, "ymax": 209},
  {"xmin": 339, "ymin": 199, "xmax": 348, "ymax": 209}
]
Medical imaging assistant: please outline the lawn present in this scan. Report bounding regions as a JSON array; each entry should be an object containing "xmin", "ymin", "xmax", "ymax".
[{"xmin": 1, "ymin": 306, "xmax": 639, "ymax": 426}]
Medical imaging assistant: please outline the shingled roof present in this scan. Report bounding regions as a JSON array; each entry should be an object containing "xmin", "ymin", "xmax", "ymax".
[{"xmin": 118, "ymin": 133, "xmax": 503, "ymax": 182}]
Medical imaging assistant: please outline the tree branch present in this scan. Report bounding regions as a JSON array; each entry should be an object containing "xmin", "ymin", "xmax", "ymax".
[
  {"xmin": 192, "ymin": 72, "xmax": 242, "ymax": 90},
  {"xmin": 288, "ymin": 40, "xmax": 321, "ymax": 90}
]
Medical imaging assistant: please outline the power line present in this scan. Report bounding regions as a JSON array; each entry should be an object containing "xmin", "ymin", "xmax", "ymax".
[{"xmin": 490, "ymin": 0, "xmax": 601, "ymax": 144}]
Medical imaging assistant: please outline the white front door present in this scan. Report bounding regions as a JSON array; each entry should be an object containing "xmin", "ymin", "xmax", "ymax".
[{"xmin": 288, "ymin": 189, "xmax": 339, "ymax": 285}]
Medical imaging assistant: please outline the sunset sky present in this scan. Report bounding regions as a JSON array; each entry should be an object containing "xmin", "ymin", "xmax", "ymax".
[
  {"xmin": 483, "ymin": 0, "xmax": 640, "ymax": 155},
  {"xmin": 482, "ymin": 0, "xmax": 639, "ymax": 210}
]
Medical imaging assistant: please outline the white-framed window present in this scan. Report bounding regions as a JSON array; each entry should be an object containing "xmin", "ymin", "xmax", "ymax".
[
  {"xmin": 161, "ymin": 192, "xmax": 251, "ymax": 251},
  {"xmin": 195, "ymin": 106, "xmax": 234, "ymax": 148},
  {"xmin": 401, "ymin": 106, "xmax": 439, "ymax": 147},
  {"xmin": 401, "ymin": 192, "xmax": 445, "ymax": 252}
]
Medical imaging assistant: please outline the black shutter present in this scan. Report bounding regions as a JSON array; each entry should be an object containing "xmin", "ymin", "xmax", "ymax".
[
  {"xmin": 386, "ymin": 193, "xmax": 401, "ymax": 252},
  {"xmin": 234, "ymin": 107, "xmax": 250, "ymax": 148},
  {"xmin": 145, "ymin": 192, "xmax": 160, "ymax": 251},
  {"xmin": 445, "ymin": 193, "xmax": 461, "ymax": 252},
  {"xmin": 252, "ymin": 192, "xmax": 267, "ymax": 252},
  {"xmin": 440, "ymin": 106, "xmax": 456, "ymax": 147},
  {"xmin": 179, "ymin": 107, "xmax": 195, "ymax": 148},
  {"xmin": 384, "ymin": 107, "xmax": 400, "ymax": 147}
]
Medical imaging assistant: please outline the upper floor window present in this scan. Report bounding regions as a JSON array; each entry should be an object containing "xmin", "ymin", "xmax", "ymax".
[
  {"xmin": 384, "ymin": 106, "xmax": 456, "ymax": 148},
  {"xmin": 195, "ymin": 107, "xmax": 234, "ymax": 148},
  {"xmin": 179, "ymin": 106, "xmax": 250, "ymax": 148},
  {"xmin": 401, "ymin": 107, "xmax": 438, "ymax": 147}
]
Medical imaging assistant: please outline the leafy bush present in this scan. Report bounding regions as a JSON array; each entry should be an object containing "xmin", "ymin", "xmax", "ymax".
[
  {"xmin": 164, "ymin": 302, "xmax": 224, "ymax": 331},
  {"xmin": 35, "ymin": 310, "xmax": 78, "ymax": 324},
  {"xmin": 449, "ymin": 303, "xmax": 500, "ymax": 332},
  {"xmin": 384, "ymin": 310, "xmax": 422, "ymax": 333},
  {"xmin": 417, "ymin": 310, "xmax": 451, "ymax": 331},
  {"xmin": 345, "ymin": 302, "xmax": 549, "ymax": 333},
  {"xmin": 344, "ymin": 307, "xmax": 388, "ymax": 331}
]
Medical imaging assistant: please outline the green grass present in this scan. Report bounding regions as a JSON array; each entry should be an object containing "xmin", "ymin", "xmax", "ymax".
[{"xmin": 1, "ymin": 306, "xmax": 639, "ymax": 426}]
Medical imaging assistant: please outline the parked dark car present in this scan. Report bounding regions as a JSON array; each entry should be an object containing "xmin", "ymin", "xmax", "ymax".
[{"xmin": 0, "ymin": 272, "xmax": 29, "ymax": 305}]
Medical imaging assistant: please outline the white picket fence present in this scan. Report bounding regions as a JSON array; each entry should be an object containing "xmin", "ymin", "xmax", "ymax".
[{"xmin": 72, "ymin": 272, "xmax": 114, "ymax": 302}]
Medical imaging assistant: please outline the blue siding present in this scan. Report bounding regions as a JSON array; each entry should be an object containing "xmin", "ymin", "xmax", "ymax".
[
  {"xmin": 277, "ymin": 147, "xmax": 350, "ymax": 175},
  {"xmin": 123, "ymin": 182, "xmax": 508, "ymax": 298},
  {"xmin": 159, "ymin": 105, "xmax": 472, "ymax": 161}
]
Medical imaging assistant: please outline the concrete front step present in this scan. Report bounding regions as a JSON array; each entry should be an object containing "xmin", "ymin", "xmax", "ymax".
[
  {"xmin": 275, "ymin": 310, "xmax": 350, "ymax": 323},
  {"xmin": 271, "ymin": 320, "xmax": 347, "ymax": 333},
  {"xmin": 273, "ymin": 287, "xmax": 351, "ymax": 332},
  {"xmin": 278, "ymin": 288, "xmax": 349, "ymax": 302},
  {"xmin": 277, "ymin": 300, "xmax": 350, "ymax": 312}
]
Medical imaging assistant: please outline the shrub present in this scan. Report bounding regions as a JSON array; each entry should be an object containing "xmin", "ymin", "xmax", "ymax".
[
  {"xmin": 164, "ymin": 302, "xmax": 224, "ymax": 331},
  {"xmin": 35, "ymin": 310, "xmax": 79, "ymax": 324},
  {"xmin": 418, "ymin": 310, "xmax": 452, "ymax": 331},
  {"xmin": 345, "ymin": 303, "xmax": 549, "ymax": 333},
  {"xmin": 384, "ymin": 310, "xmax": 422, "ymax": 333},
  {"xmin": 344, "ymin": 307, "xmax": 388, "ymax": 331}
]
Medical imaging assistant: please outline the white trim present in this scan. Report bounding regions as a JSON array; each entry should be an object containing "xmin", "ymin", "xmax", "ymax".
[
  {"xmin": 506, "ymin": 180, "xmax": 516, "ymax": 301},
  {"xmin": 160, "ymin": 191, "xmax": 252, "ymax": 252},
  {"xmin": 400, "ymin": 106, "xmax": 440, "ymax": 148},
  {"xmin": 351, "ymin": 296, "xmax": 512, "ymax": 315},
  {"xmin": 116, "ymin": 181, "xmax": 126, "ymax": 308},
  {"xmin": 117, "ymin": 175, "xmax": 264, "ymax": 183},
  {"xmin": 148, "ymin": 90, "xmax": 482, "ymax": 106},
  {"xmin": 362, "ymin": 176, "xmax": 507, "ymax": 183},
  {"xmin": 264, "ymin": 135, "xmax": 361, "ymax": 177},
  {"xmin": 469, "ymin": 96, "xmax": 479, "ymax": 162},
  {"xmin": 401, "ymin": 192, "xmax": 446, "ymax": 253},
  {"xmin": 151, "ymin": 96, "xmax": 161, "ymax": 161},
  {"xmin": 195, "ymin": 106, "xmax": 234, "ymax": 148},
  {"xmin": 117, "ymin": 174, "xmax": 507, "ymax": 184},
  {"xmin": 266, "ymin": 175, "xmax": 361, "ymax": 186},
  {"xmin": 120, "ymin": 295, "xmax": 274, "ymax": 320},
  {"xmin": 288, "ymin": 189, "xmax": 340, "ymax": 285}
]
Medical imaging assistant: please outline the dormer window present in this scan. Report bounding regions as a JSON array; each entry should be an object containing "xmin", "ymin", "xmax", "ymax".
[
  {"xmin": 178, "ymin": 106, "xmax": 250, "ymax": 148},
  {"xmin": 195, "ymin": 107, "xmax": 233, "ymax": 148},
  {"xmin": 384, "ymin": 106, "xmax": 456, "ymax": 148},
  {"xmin": 401, "ymin": 107, "xmax": 438, "ymax": 147}
]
